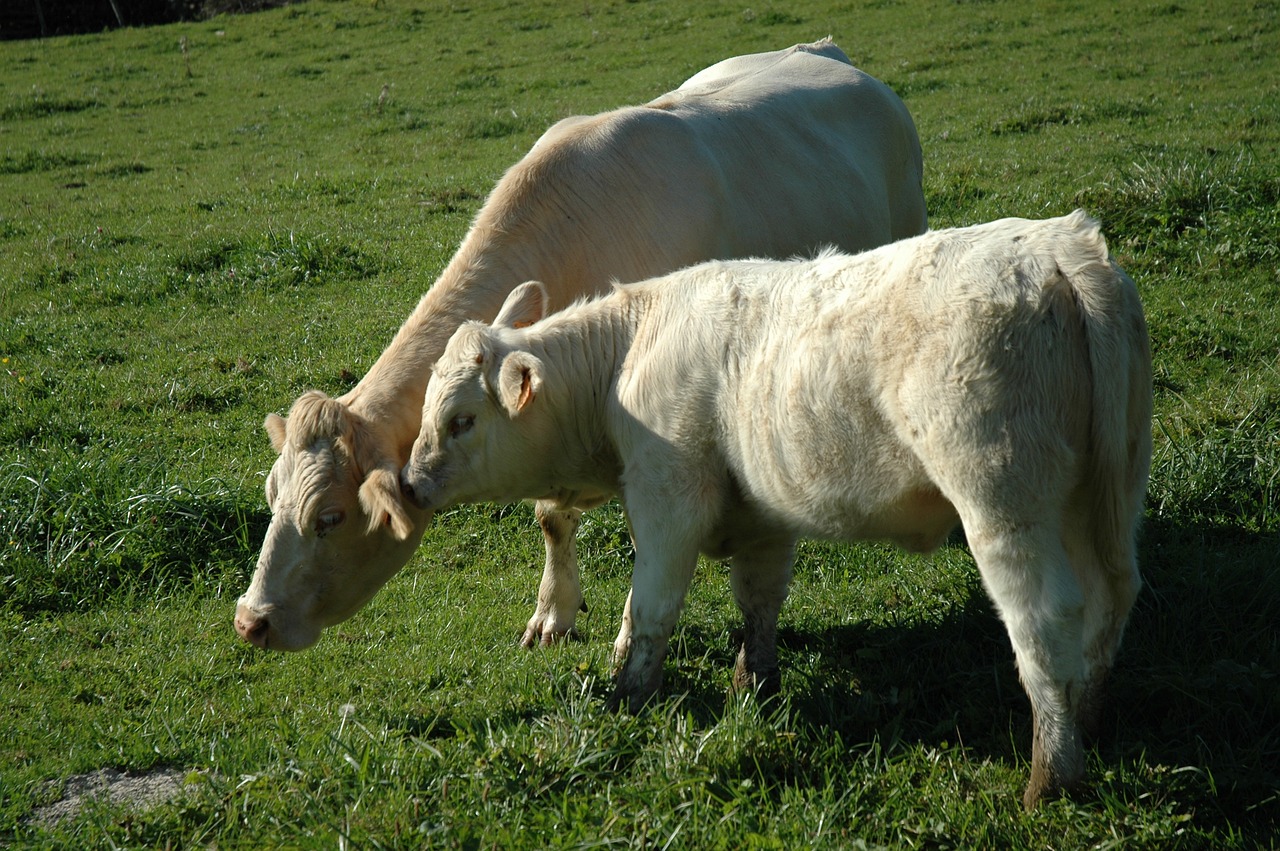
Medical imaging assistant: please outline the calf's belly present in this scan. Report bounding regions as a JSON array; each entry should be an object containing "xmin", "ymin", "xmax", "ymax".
[{"xmin": 777, "ymin": 481, "xmax": 960, "ymax": 553}]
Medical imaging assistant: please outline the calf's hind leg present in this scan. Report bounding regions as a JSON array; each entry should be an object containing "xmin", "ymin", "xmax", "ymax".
[
  {"xmin": 608, "ymin": 503, "xmax": 705, "ymax": 713},
  {"xmin": 965, "ymin": 519, "xmax": 1089, "ymax": 810},
  {"xmin": 730, "ymin": 538, "xmax": 797, "ymax": 698},
  {"xmin": 1064, "ymin": 515, "xmax": 1142, "ymax": 742}
]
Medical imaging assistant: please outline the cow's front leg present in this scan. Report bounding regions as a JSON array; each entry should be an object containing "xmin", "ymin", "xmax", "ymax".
[
  {"xmin": 607, "ymin": 507, "xmax": 701, "ymax": 713},
  {"xmin": 730, "ymin": 537, "xmax": 796, "ymax": 699},
  {"xmin": 521, "ymin": 502, "xmax": 586, "ymax": 647},
  {"xmin": 611, "ymin": 512, "xmax": 640, "ymax": 665},
  {"xmin": 612, "ymin": 588, "xmax": 633, "ymax": 666}
]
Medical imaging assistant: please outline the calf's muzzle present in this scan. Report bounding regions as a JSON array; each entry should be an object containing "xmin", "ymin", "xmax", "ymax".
[{"xmin": 399, "ymin": 466, "xmax": 442, "ymax": 513}]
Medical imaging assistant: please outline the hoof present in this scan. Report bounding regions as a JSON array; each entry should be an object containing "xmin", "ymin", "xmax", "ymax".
[
  {"xmin": 518, "ymin": 626, "xmax": 581, "ymax": 648},
  {"xmin": 732, "ymin": 645, "xmax": 780, "ymax": 698},
  {"xmin": 1023, "ymin": 754, "xmax": 1085, "ymax": 811},
  {"xmin": 731, "ymin": 663, "xmax": 781, "ymax": 699},
  {"xmin": 607, "ymin": 674, "xmax": 662, "ymax": 714}
]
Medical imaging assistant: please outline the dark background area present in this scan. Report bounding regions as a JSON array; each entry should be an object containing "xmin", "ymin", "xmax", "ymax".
[{"xmin": 2, "ymin": 0, "xmax": 292, "ymax": 40}]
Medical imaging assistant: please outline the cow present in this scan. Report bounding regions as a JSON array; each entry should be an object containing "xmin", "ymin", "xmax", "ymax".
[
  {"xmin": 399, "ymin": 211, "xmax": 1154, "ymax": 809},
  {"xmin": 233, "ymin": 38, "xmax": 928, "ymax": 654}
]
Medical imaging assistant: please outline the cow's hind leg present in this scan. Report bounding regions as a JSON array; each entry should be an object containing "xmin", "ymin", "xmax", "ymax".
[
  {"xmin": 965, "ymin": 518, "xmax": 1089, "ymax": 810},
  {"xmin": 730, "ymin": 537, "xmax": 796, "ymax": 699},
  {"xmin": 521, "ymin": 502, "xmax": 586, "ymax": 647}
]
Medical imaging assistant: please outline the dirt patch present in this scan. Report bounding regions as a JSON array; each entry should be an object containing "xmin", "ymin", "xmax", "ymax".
[{"xmin": 29, "ymin": 767, "xmax": 196, "ymax": 827}]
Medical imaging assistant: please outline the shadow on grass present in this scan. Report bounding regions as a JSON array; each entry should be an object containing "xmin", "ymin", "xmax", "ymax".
[
  {"xmin": 771, "ymin": 517, "xmax": 1278, "ymax": 832},
  {"xmin": 1108, "ymin": 518, "xmax": 1280, "ymax": 830},
  {"xmin": 659, "ymin": 517, "xmax": 1279, "ymax": 831}
]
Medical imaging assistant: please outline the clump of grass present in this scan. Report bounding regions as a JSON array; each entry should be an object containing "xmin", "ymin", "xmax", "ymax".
[
  {"xmin": 0, "ymin": 95, "xmax": 100, "ymax": 122},
  {"xmin": 0, "ymin": 150, "xmax": 93, "ymax": 175},
  {"xmin": 464, "ymin": 111, "xmax": 535, "ymax": 141},
  {"xmin": 1149, "ymin": 381, "xmax": 1280, "ymax": 532},
  {"xmin": 19, "ymin": 231, "xmax": 384, "ymax": 312},
  {"xmin": 1076, "ymin": 151, "xmax": 1280, "ymax": 248},
  {"xmin": 0, "ymin": 446, "xmax": 263, "ymax": 615},
  {"xmin": 991, "ymin": 97, "xmax": 1150, "ymax": 135}
]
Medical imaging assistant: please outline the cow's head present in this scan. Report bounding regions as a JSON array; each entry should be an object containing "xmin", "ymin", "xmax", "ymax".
[
  {"xmin": 234, "ymin": 391, "xmax": 428, "ymax": 651},
  {"xmin": 400, "ymin": 281, "xmax": 549, "ymax": 514}
]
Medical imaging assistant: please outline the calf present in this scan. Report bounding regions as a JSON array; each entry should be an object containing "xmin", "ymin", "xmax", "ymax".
[{"xmin": 400, "ymin": 211, "xmax": 1153, "ymax": 809}]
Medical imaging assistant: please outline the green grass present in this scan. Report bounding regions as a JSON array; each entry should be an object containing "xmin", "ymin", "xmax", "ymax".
[{"xmin": 2, "ymin": 0, "xmax": 1279, "ymax": 846}]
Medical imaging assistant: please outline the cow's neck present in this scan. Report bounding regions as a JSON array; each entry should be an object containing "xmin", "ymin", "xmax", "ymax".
[{"xmin": 339, "ymin": 225, "xmax": 568, "ymax": 460}]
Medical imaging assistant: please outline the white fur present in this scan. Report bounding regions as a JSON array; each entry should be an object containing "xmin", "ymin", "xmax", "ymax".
[
  {"xmin": 404, "ymin": 212, "xmax": 1153, "ymax": 809},
  {"xmin": 235, "ymin": 39, "xmax": 927, "ymax": 653}
]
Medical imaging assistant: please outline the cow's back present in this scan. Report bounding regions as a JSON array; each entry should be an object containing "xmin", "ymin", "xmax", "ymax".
[
  {"xmin": 671, "ymin": 37, "xmax": 854, "ymax": 96},
  {"xmin": 504, "ymin": 39, "xmax": 926, "ymax": 303},
  {"xmin": 654, "ymin": 38, "xmax": 927, "ymax": 254}
]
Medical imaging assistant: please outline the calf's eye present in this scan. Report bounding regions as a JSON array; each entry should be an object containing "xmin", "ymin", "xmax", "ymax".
[{"xmin": 449, "ymin": 414, "xmax": 475, "ymax": 438}]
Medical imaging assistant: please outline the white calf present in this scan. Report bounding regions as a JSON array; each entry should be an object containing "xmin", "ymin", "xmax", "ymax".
[{"xmin": 401, "ymin": 212, "xmax": 1153, "ymax": 809}]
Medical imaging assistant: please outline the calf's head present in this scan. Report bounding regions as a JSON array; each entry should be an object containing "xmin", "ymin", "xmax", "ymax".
[
  {"xmin": 401, "ymin": 281, "xmax": 549, "ymax": 513},
  {"xmin": 234, "ymin": 391, "xmax": 426, "ymax": 651}
]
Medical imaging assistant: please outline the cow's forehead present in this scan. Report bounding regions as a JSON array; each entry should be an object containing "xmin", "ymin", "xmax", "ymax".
[
  {"xmin": 270, "ymin": 436, "xmax": 352, "ymax": 521},
  {"xmin": 273, "ymin": 432, "xmax": 346, "ymax": 489}
]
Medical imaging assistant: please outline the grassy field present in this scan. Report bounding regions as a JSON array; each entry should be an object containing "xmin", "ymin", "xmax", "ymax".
[{"xmin": 2, "ymin": 0, "xmax": 1278, "ymax": 846}]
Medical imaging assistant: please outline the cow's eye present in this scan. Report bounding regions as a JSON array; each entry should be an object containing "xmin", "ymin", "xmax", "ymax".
[
  {"xmin": 449, "ymin": 414, "xmax": 475, "ymax": 438},
  {"xmin": 315, "ymin": 510, "xmax": 345, "ymax": 537}
]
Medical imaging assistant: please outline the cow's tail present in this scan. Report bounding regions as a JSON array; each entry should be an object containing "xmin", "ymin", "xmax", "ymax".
[{"xmin": 1057, "ymin": 210, "xmax": 1153, "ymax": 570}]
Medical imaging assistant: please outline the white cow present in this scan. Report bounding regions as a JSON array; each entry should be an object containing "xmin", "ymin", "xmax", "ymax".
[
  {"xmin": 234, "ymin": 39, "xmax": 927, "ymax": 653},
  {"xmin": 400, "ymin": 212, "xmax": 1153, "ymax": 809}
]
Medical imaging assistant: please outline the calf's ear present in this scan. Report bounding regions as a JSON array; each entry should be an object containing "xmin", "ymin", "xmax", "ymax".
[
  {"xmin": 358, "ymin": 467, "xmax": 415, "ymax": 541},
  {"xmin": 265, "ymin": 412, "xmax": 288, "ymax": 453},
  {"xmin": 494, "ymin": 281, "xmax": 548, "ymax": 329},
  {"xmin": 497, "ymin": 351, "xmax": 543, "ymax": 417}
]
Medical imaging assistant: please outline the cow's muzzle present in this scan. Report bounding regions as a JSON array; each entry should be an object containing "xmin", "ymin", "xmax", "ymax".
[{"xmin": 234, "ymin": 604, "xmax": 271, "ymax": 649}]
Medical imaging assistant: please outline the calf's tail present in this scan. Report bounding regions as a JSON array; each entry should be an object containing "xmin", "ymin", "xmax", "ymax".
[{"xmin": 1057, "ymin": 210, "xmax": 1154, "ymax": 568}]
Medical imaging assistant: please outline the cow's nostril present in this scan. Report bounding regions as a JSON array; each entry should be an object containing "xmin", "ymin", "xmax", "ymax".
[{"xmin": 235, "ymin": 612, "xmax": 271, "ymax": 649}]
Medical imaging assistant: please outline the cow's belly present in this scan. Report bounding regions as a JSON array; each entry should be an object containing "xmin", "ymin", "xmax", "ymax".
[{"xmin": 699, "ymin": 495, "xmax": 789, "ymax": 560}]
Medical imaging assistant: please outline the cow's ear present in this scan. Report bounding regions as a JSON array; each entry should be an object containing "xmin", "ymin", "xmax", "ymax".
[
  {"xmin": 265, "ymin": 412, "xmax": 288, "ymax": 454},
  {"xmin": 494, "ymin": 281, "xmax": 548, "ymax": 329},
  {"xmin": 358, "ymin": 467, "xmax": 415, "ymax": 541},
  {"xmin": 497, "ymin": 351, "xmax": 543, "ymax": 417}
]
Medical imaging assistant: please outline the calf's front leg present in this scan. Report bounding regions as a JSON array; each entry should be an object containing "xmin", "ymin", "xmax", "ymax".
[
  {"xmin": 521, "ymin": 502, "xmax": 586, "ymax": 647},
  {"xmin": 608, "ymin": 505, "xmax": 702, "ymax": 713}
]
